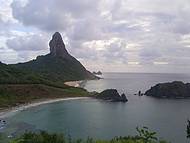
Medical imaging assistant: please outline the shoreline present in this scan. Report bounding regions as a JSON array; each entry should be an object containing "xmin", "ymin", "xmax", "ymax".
[
  {"xmin": 64, "ymin": 78, "xmax": 101, "ymax": 88},
  {"xmin": 0, "ymin": 97, "xmax": 90, "ymax": 119},
  {"xmin": 64, "ymin": 80, "xmax": 87, "ymax": 88}
]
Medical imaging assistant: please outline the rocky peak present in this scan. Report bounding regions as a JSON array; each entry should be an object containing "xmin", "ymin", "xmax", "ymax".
[{"xmin": 49, "ymin": 32, "xmax": 70, "ymax": 58}]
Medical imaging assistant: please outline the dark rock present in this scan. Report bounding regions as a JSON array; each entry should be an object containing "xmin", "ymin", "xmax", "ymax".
[
  {"xmin": 121, "ymin": 93, "xmax": 128, "ymax": 102},
  {"xmin": 49, "ymin": 32, "xmax": 70, "ymax": 59},
  {"xmin": 138, "ymin": 90, "xmax": 143, "ymax": 96},
  {"xmin": 93, "ymin": 71, "xmax": 102, "ymax": 75},
  {"xmin": 96, "ymin": 89, "xmax": 128, "ymax": 102},
  {"xmin": 138, "ymin": 91, "xmax": 141, "ymax": 96},
  {"xmin": 145, "ymin": 81, "xmax": 190, "ymax": 98}
]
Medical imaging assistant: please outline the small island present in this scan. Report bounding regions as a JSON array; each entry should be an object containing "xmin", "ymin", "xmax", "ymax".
[
  {"xmin": 145, "ymin": 81, "xmax": 190, "ymax": 98},
  {"xmin": 93, "ymin": 71, "xmax": 102, "ymax": 75},
  {"xmin": 96, "ymin": 89, "xmax": 128, "ymax": 102}
]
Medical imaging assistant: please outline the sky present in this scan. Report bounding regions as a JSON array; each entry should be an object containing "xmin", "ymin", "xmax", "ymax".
[{"xmin": 0, "ymin": 0, "xmax": 190, "ymax": 73}]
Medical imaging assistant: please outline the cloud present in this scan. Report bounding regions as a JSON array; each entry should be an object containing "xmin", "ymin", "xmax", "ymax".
[
  {"xmin": 102, "ymin": 38, "xmax": 128, "ymax": 63},
  {"xmin": 0, "ymin": 46, "xmax": 19, "ymax": 63},
  {"xmin": 11, "ymin": 0, "xmax": 101, "ymax": 31},
  {"xmin": 6, "ymin": 34, "xmax": 48, "ymax": 51},
  {"xmin": 4, "ymin": 33, "xmax": 50, "ymax": 62},
  {"xmin": 0, "ymin": 0, "xmax": 189, "ymax": 72}
]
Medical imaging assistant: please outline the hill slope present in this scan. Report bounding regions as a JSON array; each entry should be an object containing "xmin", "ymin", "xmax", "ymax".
[{"xmin": 0, "ymin": 62, "xmax": 44, "ymax": 84}]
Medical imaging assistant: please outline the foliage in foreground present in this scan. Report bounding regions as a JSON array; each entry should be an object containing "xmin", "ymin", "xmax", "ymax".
[
  {"xmin": 187, "ymin": 120, "xmax": 190, "ymax": 139},
  {"xmin": 10, "ymin": 127, "xmax": 169, "ymax": 143}
]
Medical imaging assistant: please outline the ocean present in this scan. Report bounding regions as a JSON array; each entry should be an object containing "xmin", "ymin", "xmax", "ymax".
[{"xmin": 3, "ymin": 73, "xmax": 190, "ymax": 143}]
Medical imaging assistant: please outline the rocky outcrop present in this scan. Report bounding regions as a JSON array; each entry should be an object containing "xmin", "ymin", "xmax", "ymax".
[
  {"xmin": 145, "ymin": 81, "xmax": 190, "ymax": 98},
  {"xmin": 121, "ymin": 93, "xmax": 128, "ymax": 101},
  {"xmin": 96, "ymin": 89, "xmax": 128, "ymax": 102},
  {"xmin": 49, "ymin": 32, "xmax": 71, "ymax": 59},
  {"xmin": 93, "ymin": 71, "xmax": 102, "ymax": 75}
]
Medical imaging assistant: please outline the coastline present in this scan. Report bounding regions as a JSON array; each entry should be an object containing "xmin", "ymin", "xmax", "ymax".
[
  {"xmin": 64, "ymin": 78, "xmax": 101, "ymax": 88},
  {"xmin": 0, "ymin": 79, "xmax": 95, "ymax": 119},
  {"xmin": 0, "ymin": 97, "xmax": 90, "ymax": 119},
  {"xmin": 64, "ymin": 80, "xmax": 87, "ymax": 88}
]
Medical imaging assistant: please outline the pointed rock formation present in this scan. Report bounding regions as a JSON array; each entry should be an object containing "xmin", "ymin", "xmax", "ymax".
[{"xmin": 49, "ymin": 32, "xmax": 70, "ymax": 58}]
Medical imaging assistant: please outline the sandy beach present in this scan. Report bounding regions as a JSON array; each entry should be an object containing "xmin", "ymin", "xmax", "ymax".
[
  {"xmin": 64, "ymin": 80, "xmax": 86, "ymax": 87},
  {"xmin": 0, "ymin": 97, "xmax": 90, "ymax": 119}
]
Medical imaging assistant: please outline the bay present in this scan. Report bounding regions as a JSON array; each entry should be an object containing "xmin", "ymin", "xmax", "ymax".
[{"xmin": 4, "ymin": 73, "xmax": 190, "ymax": 143}]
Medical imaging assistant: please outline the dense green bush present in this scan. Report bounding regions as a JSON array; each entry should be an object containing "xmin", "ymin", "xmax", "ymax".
[
  {"xmin": 187, "ymin": 120, "xmax": 190, "ymax": 139},
  {"xmin": 10, "ymin": 128, "xmax": 169, "ymax": 143}
]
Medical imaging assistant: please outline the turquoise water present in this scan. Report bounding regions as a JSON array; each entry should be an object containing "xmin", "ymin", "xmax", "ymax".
[{"xmin": 3, "ymin": 73, "xmax": 190, "ymax": 143}]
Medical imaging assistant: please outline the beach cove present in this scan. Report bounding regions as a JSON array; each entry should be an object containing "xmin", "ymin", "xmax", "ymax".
[
  {"xmin": 1, "ymin": 73, "xmax": 190, "ymax": 143},
  {"xmin": 0, "ymin": 97, "xmax": 90, "ymax": 119}
]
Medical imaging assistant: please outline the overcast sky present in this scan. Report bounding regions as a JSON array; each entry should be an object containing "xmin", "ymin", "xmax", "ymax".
[{"xmin": 1, "ymin": 0, "xmax": 190, "ymax": 73}]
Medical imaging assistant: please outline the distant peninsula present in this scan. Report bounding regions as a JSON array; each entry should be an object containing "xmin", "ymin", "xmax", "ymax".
[{"xmin": 145, "ymin": 81, "xmax": 190, "ymax": 98}]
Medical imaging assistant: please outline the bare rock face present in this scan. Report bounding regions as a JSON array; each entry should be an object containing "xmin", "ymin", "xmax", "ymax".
[{"xmin": 49, "ymin": 32, "xmax": 70, "ymax": 58}]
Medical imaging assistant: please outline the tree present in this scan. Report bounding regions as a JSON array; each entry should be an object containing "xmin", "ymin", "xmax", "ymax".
[
  {"xmin": 187, "ymin": 120, "xmax": 190, "ymax": 138},
  {"xmin": 136, "ymin": 126, "xmax": 158, "ymax": 143}
]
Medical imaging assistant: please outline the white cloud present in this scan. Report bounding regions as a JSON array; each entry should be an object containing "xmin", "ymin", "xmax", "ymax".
[
  {"xmin": 6, "ymin": 34, "xmax": 48, "ymax": 51},
  {"xmin": 153, "ymin": 62, "xmax": 168, "ymax": 65},
  {"xmin": 0, "ymin": 0, "xmax": 189, "ymax": 72}
]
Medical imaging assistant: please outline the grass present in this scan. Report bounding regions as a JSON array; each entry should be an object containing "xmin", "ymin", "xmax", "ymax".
[
  {"xmin": 0, "ymin": 62, "xmax": 93, "ymax": 109},
  {"xmin": 0, "ymin": 84, "xmax": 90, "ymax": 109}
]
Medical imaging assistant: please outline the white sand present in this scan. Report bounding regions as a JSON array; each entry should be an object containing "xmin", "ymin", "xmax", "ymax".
[
  {"xmin": 0, "ymin": 97, "xmax": 90, "ymax": 119},
  {"xmin": 64, "ymin": 81, "xmax": 83, "ymax": 87}
]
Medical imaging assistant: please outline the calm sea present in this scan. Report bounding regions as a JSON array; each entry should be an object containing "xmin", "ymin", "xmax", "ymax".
[{"xmin": 3, "ymin": 73, "xmax": 190, "ymax": 143}]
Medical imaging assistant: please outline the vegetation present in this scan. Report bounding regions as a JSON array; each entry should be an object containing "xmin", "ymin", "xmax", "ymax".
[
  {"xmin": 145, "ymin": 81, "xmax": 190, "ymax": 98},
  {"xmin": 9, "ymin": 127, "xmax": 168, "ymax": 143},
  {"xmin": 0, "ymin": 62, "xmax": 68, "ymax": 88},
  {"xmin": 187, "ymin": 120, "xmax": 190, "ymax": 139},
  {"xmin": 0, "ymin": 84, "xmax": 89, "ymax": 109},
  {"xmin": 12, "ymin": 54, "xmax": 97, "ymax": 82},
  {"xmin": 136, "ymin": 127, "xmax": 158, "ymax": 143},
  {"xmin": 0, "ymin": 62, "xmax": 92, "ymax": 109}
]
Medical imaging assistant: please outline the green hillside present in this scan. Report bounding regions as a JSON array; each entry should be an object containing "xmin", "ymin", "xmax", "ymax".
[
  {"xmin": 0, "ymin": 62, "xmax": 44, "ymax": 84},
  {"xmin": 13, "ymin": 54, "xmax": 96, "ymax": 82},
  {"xmin": 0, "ymin": 62, "xmax": 66, "ymax": 88}
]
